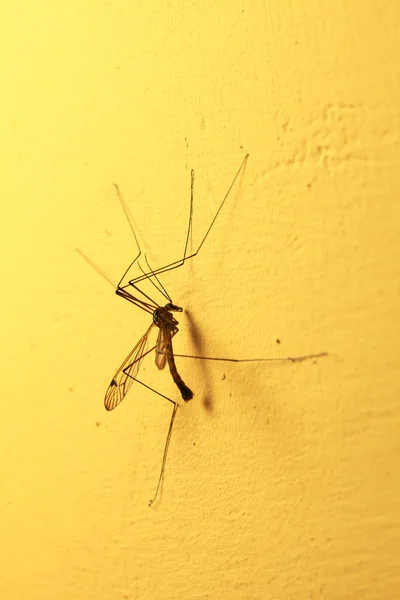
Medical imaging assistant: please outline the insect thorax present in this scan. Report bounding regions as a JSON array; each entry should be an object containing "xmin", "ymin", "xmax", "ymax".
[{"xmin": 153, "ymin": 304, "xmax": 181, "ymax": 328}]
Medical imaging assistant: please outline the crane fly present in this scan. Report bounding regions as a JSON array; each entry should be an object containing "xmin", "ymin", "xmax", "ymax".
[
  {"xmin": 78, "ymin": 154, "xmax": 327, "ymax": 506},
  {"xmin": 106, "ymin": 303, "xmax": 193, "ymax": 411}
]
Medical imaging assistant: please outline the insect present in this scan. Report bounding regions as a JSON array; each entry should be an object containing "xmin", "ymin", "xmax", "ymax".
[{"xmin": 79, "ymin": 154, "xmax": 327, "ymax": 505}]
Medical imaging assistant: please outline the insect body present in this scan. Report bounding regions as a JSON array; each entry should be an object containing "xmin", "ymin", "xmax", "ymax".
[
  {"xmin": 152, "ymin": 304, "xmax": 194, "ymax": 402},
  {"xmin": 103, "ymin": 295, "xmax": 193, "ymax": 412},
  {"xmin": 78, "ymin": 154, "xmax": 327, "ymax": 505}
]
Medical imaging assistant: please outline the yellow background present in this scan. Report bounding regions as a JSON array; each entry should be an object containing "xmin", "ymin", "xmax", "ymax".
[{"xmin": 1, "ymin": 2, "xmax": 399, "ymax": 598}]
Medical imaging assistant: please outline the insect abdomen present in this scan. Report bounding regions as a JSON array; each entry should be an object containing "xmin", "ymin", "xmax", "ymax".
[
  {"xmin": 176, "ymin": 380, "xmax": 194, "ymax": 402},
  {"xmin": 166, "ymin": 344, "xmax": 193, "ymax": 402}
]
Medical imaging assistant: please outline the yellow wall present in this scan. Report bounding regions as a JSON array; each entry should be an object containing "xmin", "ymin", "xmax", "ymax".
[{"xmin": 1, "ymin": 2, "xmax": 399, "ymax": 598}]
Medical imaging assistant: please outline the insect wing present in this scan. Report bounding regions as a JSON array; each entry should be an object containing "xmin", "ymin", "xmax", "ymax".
[
  {"xmin": 155, "ymin": 324, "xmax": 168, "ymax": 371},
  {"xmin": 104, "ymin": 323, "xmax": 154, "ymax": 411}
]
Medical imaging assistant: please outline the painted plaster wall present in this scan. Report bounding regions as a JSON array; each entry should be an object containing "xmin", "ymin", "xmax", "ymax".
[{"xmin": 0, "ymin": 2, "xmax": 399, "ymax": 598}]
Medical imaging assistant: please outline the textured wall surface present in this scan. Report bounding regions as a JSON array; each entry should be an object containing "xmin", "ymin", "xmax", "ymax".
[{"xmin": 1, "ymin": 2, "xmax": 399, "ymax": 599}]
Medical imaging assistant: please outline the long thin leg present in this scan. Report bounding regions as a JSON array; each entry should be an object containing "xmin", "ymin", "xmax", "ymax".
[
  {"xmin": 76, "ymin": 248, "xmax": 116, "ymax": 289},
  {"xmin": 113, "ymin": 183, "xmax": 143, "ymax": 289},
  {"xmin": 136, "ymin": 163, "xmax": 190, "ymax": 302},
  {"xmin": 131, "ymin": 376, "xmax": 177, "ymax": 405},
  {"xmin": 148, "ymin": 401, "xmax": 179, "ymax": 507},
  {"xmin": 127, "ymin": 154, "xmax": 249, "ymax": 286},
  {"xmin": 181, "ymin": 167, "xmax": 194, "ymax": 263},
  {"xmin": 170, "ymin": 352, "xmax": 329, "ymax": 363},
  {"xmin": 113, "ymin": 176, "xmax": 190, "ymax": 303},
  {"xmin": 139, "ymin": 254, "xmax": 173, "ymax": 304},
  {"xmin": 120, "ymin": 167, "xmax": 193, "ymax": 304},
  {"xmin": 129, "ymin": 377, "xmax": 178, "ymax": 507},
  {"xmin": 79, "ymin": 156, "xmax": 248, "ymax": 300},
  {"xmin": 116, "ymin": 281, "xmax": 160, "ymax": 315}
]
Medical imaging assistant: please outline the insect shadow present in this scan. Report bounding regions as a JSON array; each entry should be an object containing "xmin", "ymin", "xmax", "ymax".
[
  {"xmin": 78, "ymin": 154, "xmax": 327, "ymax": 506},
  {"xmin": 184, "ymin": 309, "xmax": 214, "ymax": 412}
]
